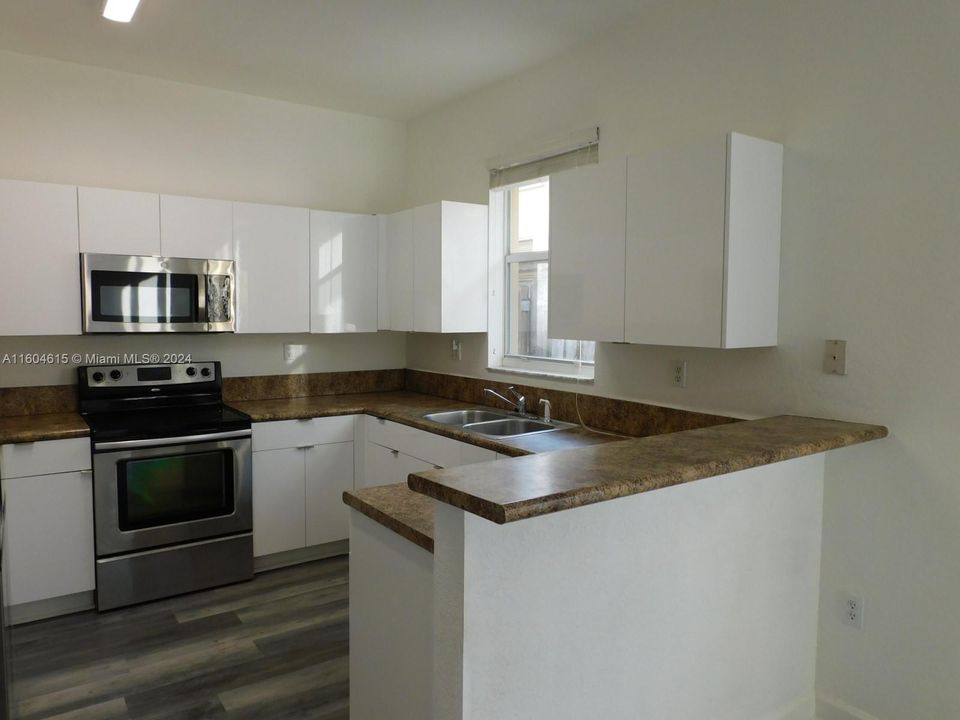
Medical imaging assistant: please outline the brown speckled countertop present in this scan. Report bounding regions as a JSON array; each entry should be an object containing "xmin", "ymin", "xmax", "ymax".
[
  {"xmin": 228, "ymin": 391, "xmax": 622, "ymax": 457},
  {"xmin": 408, "ymin": 415, "xmax": 888, "ymax": 525},
  {"xmin": 0, "ymin": 413, "xmax": 89, "ymax": 444},
  {"xmin": 236, "ymin": 391, "xmax": 629, "ymax": 553},
  {"xmin": 343, "ymin": 484, "xmax": 436, "ymax": 553}
]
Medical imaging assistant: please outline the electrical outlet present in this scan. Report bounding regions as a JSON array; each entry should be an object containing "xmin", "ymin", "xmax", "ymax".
[
  {"xmin": 672, "ymin": 361, "xmax": 687, "ymax": 388},
  {"xmin": 841, "ymin": 593, "xmax": 863, "ymax": 629}
]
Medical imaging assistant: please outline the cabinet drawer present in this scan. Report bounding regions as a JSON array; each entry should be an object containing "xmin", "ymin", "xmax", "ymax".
[
  {"xmin": 253, "ymin": 416, "xmax": 356, "ymax": 452},
  {"xmin": 366, "ymin": 417, "xmax": 495, "ymax": 468},
  {"xmin": 0, "ymin": 438, "xmax": 91, "ymax": 479}
]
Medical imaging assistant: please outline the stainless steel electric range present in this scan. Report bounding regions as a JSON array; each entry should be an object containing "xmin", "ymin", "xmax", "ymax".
[{"xmin": 78, "ymin": 361, "xmax": 253, "ymax": 611}]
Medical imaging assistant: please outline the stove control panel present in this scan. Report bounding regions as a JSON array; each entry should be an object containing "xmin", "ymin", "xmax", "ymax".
[{"xmin": 84, "ymin": 362, "xmax": 218, "ymax": 387}]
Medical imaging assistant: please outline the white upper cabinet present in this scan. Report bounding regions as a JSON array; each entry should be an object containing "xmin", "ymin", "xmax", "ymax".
[
  {"xmin": 233, "ymin": 201, "xmax": 310, "ymax": 334},
  {"xmin": 78, "ymin": 186, "xmax": 161, "ymax": 255},
  {"xmin": 0, "ymin": 179, "xmax": 82, "ymax": 335},
  {"xmin": 548, "ymin": 159, "xmax": 627, "ymax": 343},
  {"xmin": 159, "ymin": 194, "xmax": 233, "ymax": 260},
  {"xmin": 625, "ymin": 132, "xmax": 782, "ymax": 348},
  {"xmin": 310, "ymin": 210, "xmax": 378, "ymax": 334},
  {"xmin": 413, "ymin": 201, "xmax": 488, "ymax": 334},
  {"xmin": 380, "ymin": 209, "xmax": 415, "ymax": 331}
]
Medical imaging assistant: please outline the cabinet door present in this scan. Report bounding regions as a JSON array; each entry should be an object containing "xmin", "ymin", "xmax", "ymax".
[
  {"xmin": 438, "ymin": 201, "xmax": 488, "ymax": 333},
  {"xmin": 3, "ymin": 470, "xmax": 95, "ymax": 605},
  {"xmin": 549, "ymin": 160, "xmax": 626, "ymax": 343},
  {"xmin": 397, "ymin": 452, "xmax": 436, "ymax": 483},
  {"xmin": 310, "ymin": 210, "xmax": 378, "ymax": 333},
  {"xmin": 377, "ymin": 217, "xmax": 390, "ymax": 330},
  {"xmin": 78, "ymin": 186, "xmax": 161, "ymax": 255},
  {"xmin": 384, "ymin": 209, "xmax": 414, "ymax": 331},
  {"xmin": 252, "ymin": 448, "xmax": 306, "ymax": 557},
  {"xmin": 0, "ymin": 179, "xmax": 81, "ymax": 335},
  {"xmin": 160, "ymin": 194, "xmax": 233, "ymax": 260},
  {"xmin": 234, "ymin": 202, "xmax": 310, "ymax": 333},
  {"xmin": 624, "ymin": 137, "xmax": 727, "ymax": 347},
  {"xmin": 362, "ymin": 441, "xmax": 399, "ymax": 489},
  {"xmin": 413, "ymin": 203, "xmax": 442, "ymax": 333},
  {"xmin": 305, "ymin": 442, "xmax": 355, "ymax": 545}
]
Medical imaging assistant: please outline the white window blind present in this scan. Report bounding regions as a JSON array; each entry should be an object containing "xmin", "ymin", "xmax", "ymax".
[{"xmin": 488, "ymin": 127, "xmax": 599, "ymax": 189}]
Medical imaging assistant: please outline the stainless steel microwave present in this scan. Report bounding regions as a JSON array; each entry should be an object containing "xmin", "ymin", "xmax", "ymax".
[{"xmin": 81, "ymin": 253, "xmax": 236, "ymax": 333}]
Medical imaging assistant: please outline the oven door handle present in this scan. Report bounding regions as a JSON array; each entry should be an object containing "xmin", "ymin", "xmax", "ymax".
[{"xmin": 93, "ymin": 429, "xmax": 252, "ymax": 452}]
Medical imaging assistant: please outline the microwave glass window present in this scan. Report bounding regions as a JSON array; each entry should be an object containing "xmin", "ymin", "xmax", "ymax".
[
  {"xmin": 91, "ymin": 271, "xmax": 198, "ymax": 323},
  {"xmin": 117, "ymin": 450, "xmax": 234, "ymax": 530}
]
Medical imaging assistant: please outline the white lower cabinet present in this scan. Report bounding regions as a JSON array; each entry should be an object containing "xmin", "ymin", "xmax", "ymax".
[
  {"xmin": 251, "ymin": 417, "xmax": 356, "ymax": 558},
  {"xmin": 361, "ymin": 417, "xmax": 495, "ymax": 488},
  {"xmin": 1, "ymin": 439, "xmax": 94, "ymax": 608},
  {"xmin": 305, "ymin": 442, "xmax": 356, "ymax": 546},
  {"xmin": 362, "ymin": 442, "xmax": 434, "ymax": 490},
  {"xmin": 252, "ymin": 448, "xmax": 309, "ymax": 557}
]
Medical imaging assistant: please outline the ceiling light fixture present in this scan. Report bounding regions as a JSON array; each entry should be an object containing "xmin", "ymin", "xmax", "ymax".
[{"xmin": 102, "ymin": 0, "xmax": 141, "ymax": 23}]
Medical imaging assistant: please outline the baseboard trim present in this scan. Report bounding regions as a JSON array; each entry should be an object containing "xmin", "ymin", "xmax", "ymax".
[
  {"xmin": 254, "ymin": 540, "xmax": 349, "ymax": 573},
  {"xmin": 9, "ymin": 590, "xmax": 95, "ymax": 625},
  {"xmin": 816, "ymin": 693, "xmax": 880, "ymax": 720},
  {"xmin": 760, "ymin": 694, "xmax": 815, "ymax": 720}
]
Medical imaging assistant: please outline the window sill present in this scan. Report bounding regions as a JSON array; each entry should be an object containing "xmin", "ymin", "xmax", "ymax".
[{"xmin": 486, "ymin": 365, "xmax": 595, "ymax": 384}]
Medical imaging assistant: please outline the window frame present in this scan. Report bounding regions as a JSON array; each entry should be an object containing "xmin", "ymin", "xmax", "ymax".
[{"xmin": 486, "ymin": 179, "xmax": 595, "ymax": 382}]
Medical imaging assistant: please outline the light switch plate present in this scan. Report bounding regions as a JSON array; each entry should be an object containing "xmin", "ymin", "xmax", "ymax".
[{"xmin": 823, "ymin": 340, "xmax": 846, "ymax": 375}]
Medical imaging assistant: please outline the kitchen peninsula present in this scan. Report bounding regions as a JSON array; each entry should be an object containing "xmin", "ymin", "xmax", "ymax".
[{"xmin": 345, "ymin": 410, "xmax": 886, "ymax": 720}]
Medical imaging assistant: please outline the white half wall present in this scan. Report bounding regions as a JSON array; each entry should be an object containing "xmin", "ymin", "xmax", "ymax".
[{"xmin": 433, "ymin": 454, "xmax": 825, "ymax": 720}]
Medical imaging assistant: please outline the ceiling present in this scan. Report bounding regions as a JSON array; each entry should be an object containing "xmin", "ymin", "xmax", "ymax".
[{"xmin": 0, "ymin": 0, "xmax": 651, "ymax": 120}]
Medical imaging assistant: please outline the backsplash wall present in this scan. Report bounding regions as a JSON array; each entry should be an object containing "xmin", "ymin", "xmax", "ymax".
[{"xmin": 0, "ymin": 333, "xmax": 407, "ymax": 388}]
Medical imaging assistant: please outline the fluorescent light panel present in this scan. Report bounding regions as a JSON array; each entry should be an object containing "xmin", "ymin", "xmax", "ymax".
[{"xmin": 102, "ymin": 0, "xmax": 141, "ymax": 23}]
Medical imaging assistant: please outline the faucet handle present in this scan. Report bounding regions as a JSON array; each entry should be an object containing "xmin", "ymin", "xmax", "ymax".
[{"xmin": 506, "ymin": 386, "xmax": 524, "ymax": 401}]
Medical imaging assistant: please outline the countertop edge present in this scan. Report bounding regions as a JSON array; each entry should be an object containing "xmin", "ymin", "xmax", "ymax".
[
  {"xmin": 343, "ymin": 488, "xmax": 435, "ymax": 553},
  {"xmin": 407, "ymin": 415, "xmax": 889, "ymax": 525}
]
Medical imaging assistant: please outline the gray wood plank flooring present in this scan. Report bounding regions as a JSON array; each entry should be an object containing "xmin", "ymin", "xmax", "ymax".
[{"xmin": 10, "ymin": 556, "xmax": 350, "ymax": 720}]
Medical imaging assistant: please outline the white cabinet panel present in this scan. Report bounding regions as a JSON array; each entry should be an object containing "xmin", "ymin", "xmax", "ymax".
[
  {"xmin": 253, "ymin": 417, "xmax": 355, "ymax": 452},
  {"xmin": 382, "ymin": 209, "xmax": 414, "ymax": 331},
  {"xmin": 159, "ymin": 194, "xmax": 233, "ymax": 260},
  {"xmin": 0, "ymin": 179, "xmax": 82, "ymax": 335},
  {"xmin": 625, "ymin": 132, "xmax": 782, "ymax": 348},
  {"xmin": 310, "ymin": 210, "xmax": 378, "ymax": 333},
  {"xmin": 377, "ymin": 218, "xmax": 390, "ymax": 330},
  {"xmin": 78, "ymin": 186, "xmax": 160, "ymax": 255},
  {"xmin": 625, "ymin": 136, "xmax": 727, "ymax": 348},
  {"xmin": 365, "ymin": 417, "xmax": 496, "ymax": 470},
  {"xmin": 413, "ymin": 201, "xmax": 488, "ymax": 334},
  {"xmin": 549, "ymin": 159, "xmax": 627, "ymax": 343},
  {"xmin": 305, "ymin": 442, "xmax": 355, "ymax": 545},
  {"xmin": 252, "ymin": 448, "xmax": 306, "ymax": 557},
  {"xmin": 363, "ymin": 442, "xmax": 434, "ymax": 490},
  {"xmin": 0, "ymin": 438, "xmax": 90, "ymax": 479},
  {"xmin": 3, "ymin": 470, "xmax": 95, "ymax": 606},
  {"xmin": 234, "ymin": 202, "xmax": 310, "ymax": 334},
  {"xmin": 412, "ymin": 203, "xmax": 442, "ymax": 333}
]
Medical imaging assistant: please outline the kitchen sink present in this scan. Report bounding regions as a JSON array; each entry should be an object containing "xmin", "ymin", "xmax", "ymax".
[
  {"xmin": 463, "ymin": 417, "xmax": 568, "ymax": 438},
  {"xmin": 422, "ymin": 408, "xmax": 574, "ymax": 438},
  {"xmin": 422, "ymin": 409, "xmax": 508, "ymax": 426}
]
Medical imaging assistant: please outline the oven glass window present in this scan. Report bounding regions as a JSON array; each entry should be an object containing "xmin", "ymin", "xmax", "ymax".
[
  {"xmin": 91, "ymin": 271, "xmax": 198, "ymax": 323},
  {"xmin": 117, "ymin": 450, "xmax": 234, "ymax": 530}
]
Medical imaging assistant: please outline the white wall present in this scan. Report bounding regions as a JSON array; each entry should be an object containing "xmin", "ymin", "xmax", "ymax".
[
  {"xmin": 0, "ymin": 49, "xmax": 408, "ymax": 386},
  {"xmin": 405, "ymin": 1, "xmax": 959, "ymax": 716},
  {"xmin": 433, "ymin": 454, "xmax": 825, "ymax": 720}
]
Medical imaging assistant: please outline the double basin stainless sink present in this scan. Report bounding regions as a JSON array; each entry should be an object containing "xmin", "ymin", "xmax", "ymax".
[{"xmin": 422, "ymin": 409, "xmax": 574, "ymax": 438}]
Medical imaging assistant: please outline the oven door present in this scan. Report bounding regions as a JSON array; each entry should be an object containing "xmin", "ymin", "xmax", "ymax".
[{"xmin": 92, "ymin": 430, "xmax": 252, "ymax": 556}]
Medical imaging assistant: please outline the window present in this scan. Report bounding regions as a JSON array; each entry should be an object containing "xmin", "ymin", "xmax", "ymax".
[{"xmin": 487, "ymin": 176, "xmax": 595, "ymax": 379}]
